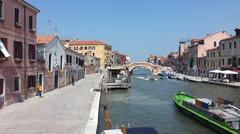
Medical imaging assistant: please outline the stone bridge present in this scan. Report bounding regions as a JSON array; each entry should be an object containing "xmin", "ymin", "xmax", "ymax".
[{"xmin": 126, "ymin": 62, "xmax": 173, "ymax": 75}]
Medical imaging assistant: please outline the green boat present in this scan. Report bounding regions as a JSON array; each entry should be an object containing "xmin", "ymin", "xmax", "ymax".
[{"xmin": 173, "ymin": 92, "xmax": 240, "ymax": 134}]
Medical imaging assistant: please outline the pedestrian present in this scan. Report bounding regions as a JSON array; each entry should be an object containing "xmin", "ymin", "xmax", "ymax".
[
  {"xmin": 37, "ymin": 85, "xmax": 43, "ymax": 98},
  {"xmin": 72, "ymin": 75, "xmax": 74, "ymax": 86}
]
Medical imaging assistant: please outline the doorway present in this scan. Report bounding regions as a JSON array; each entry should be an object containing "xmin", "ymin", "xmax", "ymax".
[{"xmin": 54, "ymin": 71, "xmax": 59, "ymax": 89}]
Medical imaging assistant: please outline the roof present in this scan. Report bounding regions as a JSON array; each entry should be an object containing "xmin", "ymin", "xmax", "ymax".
[
  {"xmin": 37, "ymin": 35, "xmax": 56, "ymax": 45},
  {"xmin": 207, "ymin": 47, "xmax": 220, "ymax": 52},
  {"xmin": 64, "ymin": 47, "xmax": 84, "ymax": 57},
  {"xmin": 69, "ymin": 40, "xmax": 106, "ymax": 46},
  {"xmin": 220, "ymin": 35, "xmax": 240, "ymax": 42},
  {"xmin": 19, "ymin": 0, "xmax": 40, "ymax": 13},
  {"xmin": 191, "ymin": 38, "xmax": 204, "ymax": 44}
]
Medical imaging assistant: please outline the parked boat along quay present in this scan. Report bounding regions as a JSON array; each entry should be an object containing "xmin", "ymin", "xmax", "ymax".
[{"xmin": 97, "ymin": 71, "xmax": 240, "ymax": 134}]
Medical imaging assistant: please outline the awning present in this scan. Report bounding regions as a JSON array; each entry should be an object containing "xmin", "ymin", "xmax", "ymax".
[
  {"xmin": 0, "ymin": 39, "xmax": 10, "ymax": 57},
  {"xmin": 222, "ymin": 70, "xmax": 238, "ymax": 75},
  {"xmin": 209, "ymin": 70, "xmax": 222, "ymax": 73},
  {"xmin": 231, "ymin": 69, "xmax": 240, "ymax": 73}
]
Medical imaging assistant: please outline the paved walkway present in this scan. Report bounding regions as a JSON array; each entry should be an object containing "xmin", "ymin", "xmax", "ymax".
[{"xmin": 0, "ymin": 74, "xmax": 101, "ymax": 134}]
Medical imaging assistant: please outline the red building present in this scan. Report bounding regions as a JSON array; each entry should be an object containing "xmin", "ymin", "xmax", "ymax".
[{"xmin": 0, "ymin": 0, "xmax": 39, "ymax": 107}]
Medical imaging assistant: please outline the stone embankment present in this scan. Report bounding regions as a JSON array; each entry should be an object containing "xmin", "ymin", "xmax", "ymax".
[{"xmin": 176, "ymin": 73, "xmax": 240, "ymax": 88}]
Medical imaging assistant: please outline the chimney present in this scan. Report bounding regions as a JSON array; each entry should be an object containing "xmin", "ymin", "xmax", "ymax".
[{"xmin": 235, "ymin": 28, "xmax": 240, "ymax": 36}]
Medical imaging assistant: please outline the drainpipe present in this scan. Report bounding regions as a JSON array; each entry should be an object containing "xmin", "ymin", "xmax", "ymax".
[{"xmin": 23, "ymin": 5, "xmax": 27, "ymax": 99}]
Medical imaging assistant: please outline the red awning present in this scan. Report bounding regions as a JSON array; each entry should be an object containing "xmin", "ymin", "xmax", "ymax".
[{"xmin": 231, "ymin": 69, "xmax": 240, "ymax": 73}]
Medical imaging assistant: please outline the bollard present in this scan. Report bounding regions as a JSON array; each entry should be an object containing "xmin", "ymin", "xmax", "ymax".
[{"xmin": 121, "ymin": 125, "xmax": 127, "ymax": 134}]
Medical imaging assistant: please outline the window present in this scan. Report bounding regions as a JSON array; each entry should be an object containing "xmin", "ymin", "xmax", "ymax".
[
  {"xmin": 234, "ymin": 41, "xmax": 237, "ymax": 48},
  {"xmin": 29, "ymin": 44, "xmax": 35, "ymax": 60},
  {"xmin": 14, "ymin": 8, "xmax": 20, "ymax": 25},
  {"xmin": 78, "ymin": 58, "xmax": 81, "ymax": 66},
  {"xmin": 28, "ymin": 75, "xmax": 36, "ymax": 89},
  {"xmin": 222, "ymin": 43, "xmax": 225, "ymax": 50},
  {"xmin": 0, "ymin": 38, "xmax": 8, "ymax": 58},
  {"xmin": 85, "ymin": 53, "xmax": 87, "ymax": 56},
  {"xmin": 0, "ymin": 0, "xmax": 3, "ymax": 19},
  {"xmin": 207, "ymin": 52, "xmax": 209, "ymax": 57},
  {"xmin": 93, "ymin": 53, "xmax": 95, "ymax": 56},
  {"xmin": 74, "ymin": 47, "xmax": 78, "ymax": 50},
  {"xmin": 213, "ymin": 52, "xmax": 215, "ymax": 57},
  {"xmin": 218, "ymin": 51, "xmax": 221, "ymax": 57},
  {"xmin": 228, "ymin": 58, "xmax": 232, "ymax": 65},
  {"xmin": 60, "ymin": 55, "xmax": 63, "ymax": 70},
  {"xmin": 84, "ymin": 46, "xmax": 87, "ymax": 50},
  {"xmin": 79, "ymin": 47, "xmax": 83, "ymax": 50},
  {"xmin": 66, "ymin": 54, "xmax": 69, "ymax": 64},
  {"xmin": 214, "ymin": 41, "xmax": 217, "ymax": 47},
  {"xmin": 229, "ymin": 42, "xmax": 232, "ymax": 49},
  {"xmin": 66, "ymin": 54, "xmax": 72, "ymax": 64},
  {"xmin": 0, "ymin": 78, "xmax": 3, "ymax": 95},
  {"xmin": 238, "ymin": 58, "xmax": 240, "ymax": 65},
  {"xmin": 48, "ymin": 54, "xmax": 51, "ymax": 71},
  {"xmin": 14, "ymin": 77, "xmax": 19, "ymax": 91},
  {"xmin": 79, "ymin": 59, "xmax": 84, "ymax": 67},
  {"xmin": 70, "ymin": 55, "xmax": 72, "ymax": 64},
  {"xmin": 14, "ymin": 41, "xmax": 23, "ymax": 59},
  {"xmin": 222, "ymin": 59, "xmax": 224, "ymax": 65},
  {"xmin": 29, "ymin": 16, "xmax": 33, "ymax": 30},
  {"xmin": 76, "ymin": 57, "xmax": 78, "ymax": 64}
]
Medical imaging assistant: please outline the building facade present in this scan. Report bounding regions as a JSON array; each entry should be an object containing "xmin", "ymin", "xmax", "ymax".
[
  {"xmin": 0, "ymin": 0, "xmax": 39, "ymax": 107},
  {"xmin": 112, "ymin": 51, "xmax": 127, "ymax": 66},
  {"xmin": 37, "ymin": 35, "xmax": 85, "ymax": 92},
  {"xmin": 66, "ymin": 40, "xmax": 112, "ymax": 71},
  {"xmin": 84, "ymin": 52, "xmax": 100, "ymax": 74},
  {"xmin": 220, "ymin": 29, "xmax": 240, "ymax": 74},
  {"xmin": 188, "ymin": 31, "xmax": 230, "ymax": 76},
  {"xmin": 179, "ymin": 40, "xmax": 190, "ymax": 56},
  {"xmin": 206, "ymin": 47, "xmax": 221, "ymax": 75}
]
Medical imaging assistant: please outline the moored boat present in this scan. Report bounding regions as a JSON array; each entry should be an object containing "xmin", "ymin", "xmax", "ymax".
[
  {"xmin": 173, "ymin": 92, "xmax": 240, "ymax": 134},
  {"xmin": 101, "ymin": 127, "xmax": 158, "ymax": 134}
]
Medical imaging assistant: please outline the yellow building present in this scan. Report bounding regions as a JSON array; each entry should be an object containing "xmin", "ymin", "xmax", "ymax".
[{"xmin": 66, "ymin": 40, "xmax": 112, "ymax": 70}]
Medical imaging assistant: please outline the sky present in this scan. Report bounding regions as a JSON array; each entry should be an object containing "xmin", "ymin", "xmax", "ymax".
[{"xmin": 27, "ymin": 0, "xmax": 240, "ymax": 61}]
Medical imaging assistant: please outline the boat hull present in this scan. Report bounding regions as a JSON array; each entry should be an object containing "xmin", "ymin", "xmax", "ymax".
[{"xmin": 173, "ymin": 93, "xmax": 239, "ymax": 134}]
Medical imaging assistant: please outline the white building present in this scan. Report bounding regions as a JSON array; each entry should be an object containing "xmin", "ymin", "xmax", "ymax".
[{"xmin": 37, "ymin": 35, "xmax": 84, "ymax": 92}]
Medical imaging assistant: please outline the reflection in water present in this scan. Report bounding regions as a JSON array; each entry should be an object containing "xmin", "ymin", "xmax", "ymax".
[{"xmin": 97, "ymin": 69, "xmax": 240, "ymax": 133}]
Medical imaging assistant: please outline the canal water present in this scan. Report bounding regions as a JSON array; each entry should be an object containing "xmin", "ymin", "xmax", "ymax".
[{"xmin": 97, "ymin": 69, "xmax": 240, "ymax": 134}]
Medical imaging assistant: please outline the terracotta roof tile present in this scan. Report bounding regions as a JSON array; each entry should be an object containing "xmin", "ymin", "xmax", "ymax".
[{"xmin": 37, "ymin": 35, "xmax": 56, "ymax": 44}]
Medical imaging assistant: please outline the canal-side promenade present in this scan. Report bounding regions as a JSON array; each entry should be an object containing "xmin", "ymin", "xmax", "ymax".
[
  {"xmin": 0, "ymin": 74, "xmax": 101, "ymax": 134},
  {"xmin": 176, "ymin": 73, "xmax": 240, "ymax": 88}
]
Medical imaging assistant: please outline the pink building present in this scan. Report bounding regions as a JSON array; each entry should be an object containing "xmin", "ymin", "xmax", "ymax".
[
  {"xmin": 188, "ymin": 31, "xmax": 230, "ymax": 76},
  {"xmin": 0, "ymin": 0, "xmax": 39, "ymax": 107}
]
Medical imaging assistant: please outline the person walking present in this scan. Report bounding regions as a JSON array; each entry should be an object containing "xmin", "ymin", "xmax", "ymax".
[
  {"xmin": 72, "ymin": 75, "xmax": 75, "ymax": 86},
  {"xmin": 37, "ymin": 85, "xmax": 43, "ymax": 98}
]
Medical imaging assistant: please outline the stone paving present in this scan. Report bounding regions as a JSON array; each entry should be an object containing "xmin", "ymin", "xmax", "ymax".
[{"xmin": 0, "ymin": 74, "xmax": 101, "ymax": 134}]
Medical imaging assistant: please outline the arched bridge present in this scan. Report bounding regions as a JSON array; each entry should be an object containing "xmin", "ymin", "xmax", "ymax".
[{"xmin": 126, "ymin": 62, "xmax": 173, "ymax": 75}]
